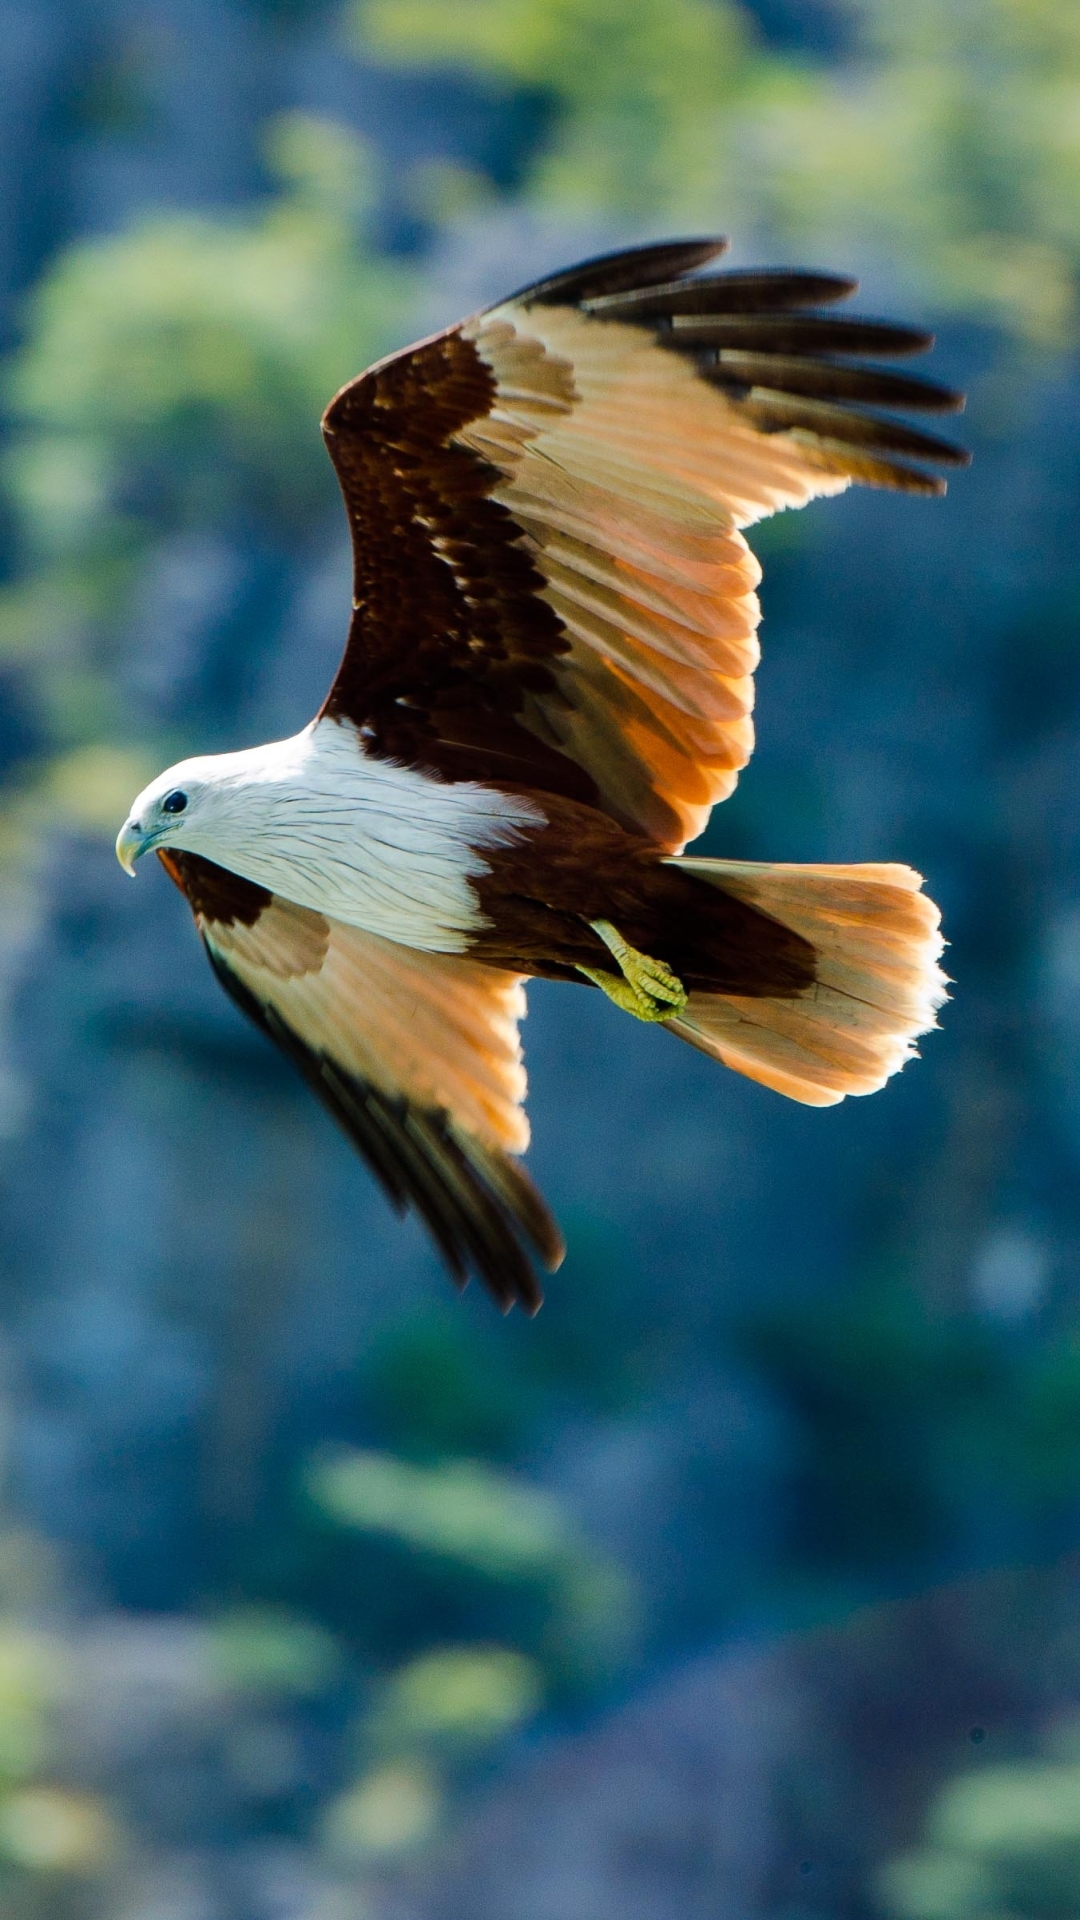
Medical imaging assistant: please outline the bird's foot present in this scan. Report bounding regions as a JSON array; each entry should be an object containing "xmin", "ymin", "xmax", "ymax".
[{"xmin": 578, "ymin": 920, "xmax": 688, "ymax": 1022}]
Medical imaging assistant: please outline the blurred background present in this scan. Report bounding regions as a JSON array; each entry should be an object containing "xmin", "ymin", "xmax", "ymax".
[{"xmin": 0, "ymin": 0, "xmax": 1077, "ymax": 1914}]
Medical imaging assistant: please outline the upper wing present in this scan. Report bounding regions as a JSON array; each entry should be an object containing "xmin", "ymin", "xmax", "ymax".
[
  {"xmin": 160, "ymin": 850, "xmax": 562, "ymax": 1313},
  {"xmin": 320, "ymin": 238, "xmax": 967, "ymax": 851}
]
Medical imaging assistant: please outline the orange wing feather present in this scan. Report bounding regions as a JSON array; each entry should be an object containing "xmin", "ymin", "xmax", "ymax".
[
  {"xmin": 319, "ymin": 240, "xmax": 966, "ymax": 849},
  {"xmin": 161, "ymin": 852, "xmax": 562, "ymax": 1313}
]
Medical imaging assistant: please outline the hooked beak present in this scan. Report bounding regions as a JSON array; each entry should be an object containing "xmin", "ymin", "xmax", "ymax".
[{"xmin": 115, "ymin": 818, "xmax": 153, "ymax": 876}]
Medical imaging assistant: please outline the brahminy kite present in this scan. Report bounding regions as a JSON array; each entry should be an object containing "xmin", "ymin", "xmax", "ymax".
[{"xmin": 116, "ymin": 239, "xmax": 967, "ymax": 1312}]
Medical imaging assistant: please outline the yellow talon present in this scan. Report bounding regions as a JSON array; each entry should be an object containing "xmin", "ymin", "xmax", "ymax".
[{"xmin": 577, "ymin": 921, "xmax": 688, "ymax": 1022}]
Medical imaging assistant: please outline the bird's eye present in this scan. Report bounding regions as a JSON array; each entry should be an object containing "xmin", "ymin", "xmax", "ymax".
[{"xmin": 161, "ymin": 790, "xmax": 188, "ymax": 815}]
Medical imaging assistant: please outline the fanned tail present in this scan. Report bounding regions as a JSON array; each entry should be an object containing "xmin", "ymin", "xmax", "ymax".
[{"xmin": 663, "ymin": 858, "xmax": 948, "ymax": 1106}]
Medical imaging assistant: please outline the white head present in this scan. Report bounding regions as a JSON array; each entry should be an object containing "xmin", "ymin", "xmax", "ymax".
[
  {"xmin": 114, "ymin": 741, "xmax": 298, "ymax": 877},
  {"xmin": 115, "ymin": 717, "xmax": 543, "ymax": 950}
]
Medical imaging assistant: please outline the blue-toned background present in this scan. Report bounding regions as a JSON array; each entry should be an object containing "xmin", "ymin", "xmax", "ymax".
[{"xmin": 0, "ymin": 3, "xmax": 1078, "ymax": 1915}]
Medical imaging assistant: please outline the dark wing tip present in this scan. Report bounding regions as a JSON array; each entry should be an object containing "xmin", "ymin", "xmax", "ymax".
[
  {"xmin": 464, "ymin": 1135, "xmax": 566, "ymax": 1277},
  {"xmin": 503, "ymin": 243, "xmax": 967, "ymax": 488},
  {"xmin": 727, "ymin": 390, "xmax": 970, "ymax": 467},
  {"xmin": 204, "ymin": 942, "xmax": 555, "ymax": 1314},
  {"xmin": 313, "ymin": 1065, "xmax": 553, "ymax": 1316},
  {"xmin": 792, "ymin": 444, "xmax": 952, "ymax": 495},
  {"xmin": 507, "ymin": 238, "xmax": 729, "ymax": 310},
  {"xmin": 709, "ymin": 350, "xmax": 965, "ymax": 416},
  {"xmin": 669, "ymin": 313, "xmax": 937, "ymax": 359},
  {"xmin": 585, "ymin": 267, "xmax": 860, "ymax": 319},
  {"xmin": 522, "ymin": 247, "xmax": 968, "ymax": 491}
]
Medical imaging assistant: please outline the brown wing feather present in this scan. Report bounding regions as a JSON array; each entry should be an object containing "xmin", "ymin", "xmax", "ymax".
[
  {"xmin": 319, "ymin": 241, "xmax": 967, "ymax": 849},
  {"xmin": 161, "ymin": 851, "xmax": 561, "ymax": 1313},
  {"xmin": 320, "ymin": 327, "xmax": 598, "ymax": 802}
]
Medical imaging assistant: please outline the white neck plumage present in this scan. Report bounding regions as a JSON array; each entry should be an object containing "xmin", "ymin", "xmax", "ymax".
[{"xmin": 161, "ymin": 718, "xmax": 543, "ymax": 952}]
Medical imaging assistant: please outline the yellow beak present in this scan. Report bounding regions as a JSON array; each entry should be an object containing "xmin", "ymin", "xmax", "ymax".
[{"xmin": 115, "ymin": 819, "xmax": 147, "ymax": 876}]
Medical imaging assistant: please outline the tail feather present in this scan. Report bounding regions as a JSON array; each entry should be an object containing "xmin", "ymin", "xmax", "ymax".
[{"xmin": 663, "ymin": 857, "xmax": 947, "ymax": 1106}]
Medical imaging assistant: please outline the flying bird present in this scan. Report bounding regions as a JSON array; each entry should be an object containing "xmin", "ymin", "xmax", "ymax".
[{"xmin": 116, "ymin": 239, "xmax": 967, "ymax": 1314}]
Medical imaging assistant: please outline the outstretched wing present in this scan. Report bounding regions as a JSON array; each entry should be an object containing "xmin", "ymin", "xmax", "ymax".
[
  {"xmin": 159, "ymin": 850, "xmax": 562, "ymax": 1313},
  {"xmin": 320, "ymin": 238, "xmax": 967, "ymax": 851}
]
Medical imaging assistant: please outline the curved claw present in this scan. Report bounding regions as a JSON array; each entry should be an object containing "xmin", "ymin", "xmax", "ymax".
[{"xmin": 580, "ymin": 920, "xmax": 688, "ymax": 1021}]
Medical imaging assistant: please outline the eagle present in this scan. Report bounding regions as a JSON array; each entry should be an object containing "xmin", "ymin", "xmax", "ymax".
[{"xmin": 116, "ymin": 239, "xmax": 966, "ymax": 1314}]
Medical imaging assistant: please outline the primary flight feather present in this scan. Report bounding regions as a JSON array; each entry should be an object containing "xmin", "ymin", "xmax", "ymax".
[{"xmin": 116, "ymin": 239, "xmax": 967, "ymax": 1313}]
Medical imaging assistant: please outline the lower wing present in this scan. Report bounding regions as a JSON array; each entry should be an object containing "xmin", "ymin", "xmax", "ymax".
[{"xmin": 179, "ymin": 868, "xmax": 563, "ymax": 1312}]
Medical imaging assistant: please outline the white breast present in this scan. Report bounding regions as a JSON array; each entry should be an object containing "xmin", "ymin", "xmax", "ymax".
[{"xmin": 175, "ymin": 719, "xmax": 545, "ymax": 953}]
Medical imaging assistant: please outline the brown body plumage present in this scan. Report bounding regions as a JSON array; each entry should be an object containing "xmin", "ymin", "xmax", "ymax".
[{"xmin": 467, "ymin": 792, "xmax": 815, "ymax": 992}]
